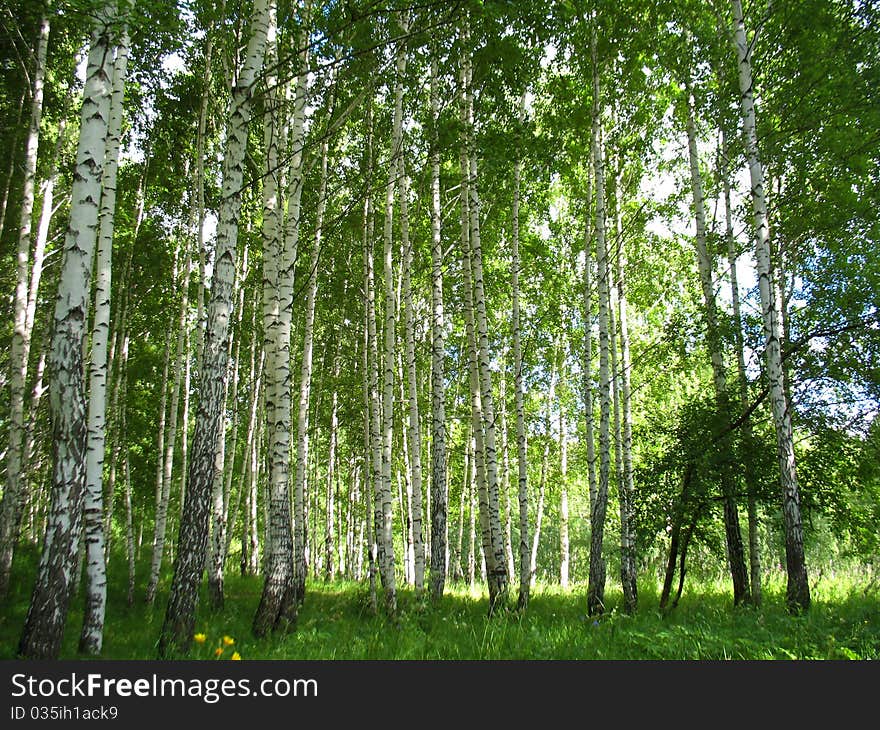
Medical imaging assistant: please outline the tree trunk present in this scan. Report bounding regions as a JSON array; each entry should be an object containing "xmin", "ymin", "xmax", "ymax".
[
  {"xmin": 293, "ymin": 135, "xmax": 328, "ymax": 602},
  {"xmin": 400, "ymin": 153, "xmax": 425, "ymax": 593},
  {"xmin": 18, "ymin": 8, "xmax": 114, "ymax": 659},
  {"xmin": 722, "ymin": 129, "xmax": 762, "ymax": 606},
  {"xmin": 461, "ymin": 21, "xmax": 508, "ymax": 610},
  {"xmin": 159, "ymin": 0, "xmax": 271, "ymax": 656},
  {"xmin": 512, "ymin": 108, "xmax": 530, "ymax": 609},
  {"xmin": 530, "ymin": 342, "xmax": 558, "ymax": 588},
  {"xmin": 610, "ymin": 165, "xmax": 638, "ymax": 613},
  {"xmin": 684, "ymin": 75, "xmax": 750, "ymax": 607},
  {"xmin": 587, "ymin": 31, "xmax": 611, "ymax": 617},
  {"xmin": 559, "ymin": 411, "xmax": 570, "ymax": 590},
  {"xmin": 361, "ymin": 101, "xmax": 380, "ymax": 614},
  {"xmin": 378, "ymin": 15, "xmax": 408, "ymax": 616},
  {"xmin": 0, "ymin": 12, "xmax": 50, "ymax": 601},
  {"xmin": 730, "ymin": 0, "xmax": 809, "ymax": 612},
  {"xmin": 253, "ymin": 3, "xmax": 306, "ymax": 635},
  {"xmin": 208, "ymin": 245, "xmax": 248, "ymax": 608},
  {"xmin": 324, "ymin": 348, "xmax": 341, "ymax": 582},
  {"xmin": 80, "ymin": 27, "xmax": 130, "ymax": 654},
  {"xmin": 499, "ymin": 373, "xmax": 516, "ymax": 581},
  {"xmin": 145, "ymin": 330, "xmax": 172, "ymax": 605},
  {"xmin": 583, "ymin": 157, "xmax": 597, "ymax": 515},
  {"xmin": 428, "ymin": 58, "xmax": 448, "ymax": 601}
]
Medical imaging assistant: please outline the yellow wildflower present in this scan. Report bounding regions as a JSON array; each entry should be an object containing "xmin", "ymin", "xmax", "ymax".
[
  {"xmin": 222, "ymin": 636, "xmax": 235, "ymax": 647},
  {"xmin": 230, "ymin": 652, "xmax": 241, "ymax": 661},
  {"xmin": 214, "ymin": 647, "xmax": 224, "ymax": 657},
  {"xmin": 193, "ymin": 633, "xmax": 207, "ymax": 644}
]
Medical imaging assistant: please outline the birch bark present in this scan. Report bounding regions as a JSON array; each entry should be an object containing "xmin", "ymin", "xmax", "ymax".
[
  {"xmin": 0, "ymin": 11, "xmax": 50, "ymax": 600},
  {"xmin": 160, "ymin": 0, "xmax": 271, "ymax": 655},
  {"xmin": 19, "ymin": 6, "xmax": 114, "ymax": 659},
  {"xmin": 730, "ymin": 0, "xmax": 809, "ymax": 611},
  {"xmin": 80, "ymin": 26, "xmax": 130, "ymax": 653}
]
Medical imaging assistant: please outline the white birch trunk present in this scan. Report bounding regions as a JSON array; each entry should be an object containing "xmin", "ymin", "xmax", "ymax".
[
  {"xmin": 722, "ymin": 129, "xmax": 762, "ymax": 605},
  {"xmin": 512, "ymin": 114, "xmax": 530, "ymax": 608},
  {"xmin": 683, "ymin": 76, "xmax": 749, "ymax": 605},
  {"xmin": 378, "ymin": 16, "xmax": 409, "ymax": 615},
  {"xmin": 612, "ymin": 171, "xmax": 637, "ymax": 613},
  {"xmin": 160, "ymin": 0, "xmax": 271, "ymax": 655},
  {"xmin": 730, "ymin": 0, "xmax": 809, "ymax": 611},
  {"xmin": 461, "ymin": 22, "xmax": 507, "ymax": 609},
  {"xmin": 145, "ymin": 330, "xmax": 172, "ymax": 605},
  {"xmin": 428, "ymin": 57, "xmax": 448, "ymax": 600},
  {"xmin": 254, "ymin": 4, "xmax": 307, "ymax": 635},
  {"xmin": 361, "ymin": 104, "xmax": 381, "ymax": 613},
  {"xmin": 19, "ymin": 7, "xmax": 114, "ymax": 659},
  {"xmin": 400, "ymin": 152, "xmax": 425, "ymax": 593},
  {"xmin": 80, "ymin": 27, "xmax": 129, "ymax": 653},
  {"xmin": 559, "ymin": 410, "xmax": 570, "ymax": 590},
  {"xmin": 530, "ymin": 342, "xmax": 558, "ymax": 588},
  {"xmin": 0, "ymin": 12, "xmax": 50, "ymax": 600},
  {"xmin": 587, "ymin": 31, "xmax": 611, "ymax": 616}
]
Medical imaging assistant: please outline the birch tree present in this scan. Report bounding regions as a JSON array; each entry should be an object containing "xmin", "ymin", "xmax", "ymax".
[
  {"xmin": 18, "ymin": 5, "xmax": 115, "ymax": 659},
  {"xmin": 730, "ymin": 0, "xmax": 810, "ymax": 612},
  {"xmin": 586, "ymin": 31, "xmax": 611, "ymax": 617},
  {"xmin": 683, "ymin": 72, "xmax": 750, "ymax": 605},
  {"xmin": 159, "ymin": 0, "xmax": 272, "ymax": 655},
  {"xmin": 428, "ymin": 56, "xmax": 448, "ymax": 601},
  {"xmin": 253, "ymin": 1, "xmax": 309, "ymax": 635},
  {"xmin": 0, "ymin": 10, "xmax": 50, "ymax": 601},
  {"xmin": 80, "ymin": 23, "xmax": 130, "ymax": 654},
  {"xmin": 512, "ymin": 99, "xmax": 529, "ymax": 609}
]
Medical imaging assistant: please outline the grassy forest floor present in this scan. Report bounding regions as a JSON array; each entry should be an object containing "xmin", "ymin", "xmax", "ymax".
[{"xmin": 1, "ymin": 547, "xmax": 878, "ymax": 660}]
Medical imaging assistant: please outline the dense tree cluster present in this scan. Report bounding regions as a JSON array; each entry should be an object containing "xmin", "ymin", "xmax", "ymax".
[{"xmin": 1, "ymin": 0, "xmax": 878, "ymax": 658}]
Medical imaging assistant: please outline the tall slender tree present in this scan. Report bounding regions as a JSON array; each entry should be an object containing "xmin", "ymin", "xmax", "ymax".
[
  {"xmin": 730, "ymin": 0, "xmax": 809, "ymax": 612},
  {"xmin": 159, "ymin": 0, "xmax": 272, "ymax": 655},
  {"xmin": 18, "ymin": 4, "xmax": 115, "ymax": 659}
]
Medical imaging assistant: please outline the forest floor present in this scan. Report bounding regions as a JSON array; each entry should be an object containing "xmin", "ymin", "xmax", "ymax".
[{"xmin": 1, "ymin": 547, "xmax": 877, "ymax": 660}]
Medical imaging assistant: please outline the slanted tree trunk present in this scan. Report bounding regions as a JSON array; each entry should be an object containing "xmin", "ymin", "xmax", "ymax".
[
  {"xmin": 461, "ymin": 20, "xmax": 508, "ymax": 611},
  {"xmin": 80, "ymin": 26, "xmax": 130, "ymax": 654},
  {"xmin": 18, "ymin": 7, "xmax": 114, "ymax": 659},
  {"xmin": 684, "ymin": 74, "xmax": 750, "ymax": 607},
  {"xmin": 0, "ymin": 11, "xmax": 51, "ymax": 600},
  {"xmin": 722, "ymin": 129, "xmax": 762, "ymax": 606},
  {"xmin": 730, "ymin": 0, "xmax": 809, "ymax": 612},
  {"xmin": 207, "ymin": 244, "xmax": 249, "ymax": 608},
  {"xmin": 378, "ymin": 15, "xmax": 409, "ymax": 616},
  {"xmin": 159, "ymin": 0, "xmax": 271, "ymax": 656}
]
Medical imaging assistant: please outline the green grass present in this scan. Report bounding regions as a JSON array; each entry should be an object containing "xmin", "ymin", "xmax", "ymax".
[{"xmin": 1, "ymin": 547, "xmax": 878, "ymax": 660}]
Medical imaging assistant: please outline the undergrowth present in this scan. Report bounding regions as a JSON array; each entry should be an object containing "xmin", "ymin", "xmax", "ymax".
[{"xmin": 1, "ymin": 546, "xmax": 877, "ymax": 660}]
